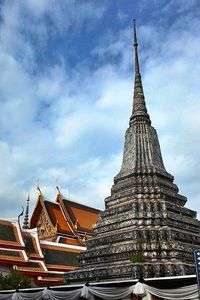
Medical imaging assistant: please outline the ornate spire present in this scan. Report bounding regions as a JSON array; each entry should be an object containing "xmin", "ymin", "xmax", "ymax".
[
  {"xmin": 22, "ymin": 195, "xmax": 30, "ymax": 229},
  {"xmin": 116, "ymin": 20, "xmax": 167, "ymax": 179},
  {"xmin": 130, "ymin": 20, "xmax": 150, "ymax": 123}
]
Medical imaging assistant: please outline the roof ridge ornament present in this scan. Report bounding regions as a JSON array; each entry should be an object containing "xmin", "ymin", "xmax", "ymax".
[
  {"xmin": 56, "ymin": 183, "xmax": 61, "ymax": 196},
  {"xmin": 18, "ymin": 206, "xmax": 24, "ymax": 224},
  {"xmin": 22, "ymin": 195, "xmax": 30, "ymax": 229},
  {"xmin": 37, "ymin": 185, "xmax": 42, "ymax": 196}
]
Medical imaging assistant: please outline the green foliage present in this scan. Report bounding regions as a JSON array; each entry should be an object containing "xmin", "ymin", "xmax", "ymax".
[
  {"xmin": 130, "ymin": 237, "xmax": 147, "ymax": 263},
  {"xmin": 130, "ymin": 252, "xmax": 145, "ymax": 263},
  {"xmin": 136, "ymin": 238, "xmax": 146, "ymax": 244},
  {"xmin": 0, "ymin": 271, "xmax": 35, "ymax": 290}
]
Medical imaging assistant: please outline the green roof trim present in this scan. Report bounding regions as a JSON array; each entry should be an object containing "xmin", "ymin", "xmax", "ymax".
[
  {"xmin": 0, "ymin": 249, "xmax": 20, "ymax": 257},
  {"xmin": 44, "ymin": 249, "xmax": 79, "ymax": 267},
  {"xmin": 0, "ymin": 224, "xmax": 17, "ymax": 242},
  {"xmin": 26, "ymin": 262, "xmax": 41, "ymax": 268},
  {"xmin": 25, "ymin": 236, "xmax": 36, "ymax": 253}
]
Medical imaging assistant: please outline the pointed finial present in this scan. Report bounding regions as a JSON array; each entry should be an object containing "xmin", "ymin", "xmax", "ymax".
[
  {"xmin": 36, "ymin": 179, "xmax": 42, "ymax": 196},
  {"xmin": 82, "ymin": 232, "xmax": 87, "ymax": 242},
  {"xmin": 56, "ymin": 184, "xmax": 61, "ymax": 196},
  {"xmin": 133, "ymin": 19, "xmax": 138, "ymax": 47},
  {"xmin": 74, "ymin": 219, "xmax": 78, "ymax": 230},
  {"xmin": 129, "ymin": 19, "xmax": 150, "ymax": 123},
  {"xmin": 37, "ymin": 185, "xmax": 42, "ymax": 196},
  {"xmin": 56, "ymin": 180, "xmax": 61, "ymax": 196},
  {"xmin": 22, "ymin": 195, "xmax": 30, "ymax": 229},
  {"xmin": 133, "ymin": 19, "xmax": 140, "ymax": 75},
  {"xmin": 55, "ymin": 219, "xmax": 58, "ymax": 231}
]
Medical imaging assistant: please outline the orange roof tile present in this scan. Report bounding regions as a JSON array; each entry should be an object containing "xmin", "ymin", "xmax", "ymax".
[
  {"xmin": 41, "ymin": 243, "xmax": 81, "ymax": 253},
  {"xmin": 29, "ymin": 196, "xmax": 43, "ymax": 228},
  {"xmin": 57, "ymin": 236, "xmax": 82, "ymax": 246},
  {"xmin": 62, "ymin": 199, "xmax": 100, "ymax": 233},
  {"xmin": 46, "ymin": 264, "xmax": 78, "ymax": 272},
  {"xmin": 44, "ymin": 201, "xmax": 73, "ymax": 235}
]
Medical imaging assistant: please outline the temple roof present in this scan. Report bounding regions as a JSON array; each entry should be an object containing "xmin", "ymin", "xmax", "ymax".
[
  {"xmin": 15, "ymin": 261, "xmax": 47, "ymax": 274},
  {"xmin": 0, "ymin": 216, "xmax": 86, "ymax": 285},
  {"xmin": 0, "ymin": 249, "xmax": 27, "ymax": 264},
  {"xmin": 61, "ymin": 199, "xmax": 100, "ymax": 234},
  {"xmin": 0, "ymin": 219, "xmax": 24, "ymax": 248},
  {"xmin": 0, "ymin": 219, "xmax": 28, "ymax": 266},
  {"xmin": 44, "ymin": 201, "xmax": 73, "ymax": 235},
  {"xmin": 22, "ymin": 229, "xmax": 44, "ymax": 260},
  {"xmin": 40, "ymin": 241, "xmax": 83, "ymax": 271},
  {"xmin": 57, "ymin": 236, "xmax": 83, "ymax": 246},
  {"xmin": 30, "ymin": 192, "xmax": 101, "ymax": 241}
]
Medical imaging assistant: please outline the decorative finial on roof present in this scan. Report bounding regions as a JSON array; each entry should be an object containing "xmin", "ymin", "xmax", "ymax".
[
  {"xmin": 18, "ymin": 206, "xmax": 24, "ymax": 224},
  {"xmin": 82, "ymin": 232, "xmax": 87, "ymax": 243},
  {"xmin": 37, "ymin": 185, "xmax": 42, "ymax": 196},
  {"xmin": 56, "ymin": 182, "xmax": 61, "ymax": 196},
  {"xmin": 22, "ymin": 195, "xmax": 30, "ymax": 229},
  {"xmin": 74, "ymin": 219, "xmax": 78, "ymax": 230},
  {"xmin": 55, "ymin": 219, "xmax": 58, "ymax": 231}
]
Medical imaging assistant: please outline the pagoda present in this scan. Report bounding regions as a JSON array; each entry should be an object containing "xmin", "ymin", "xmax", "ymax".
[{"xmin": 65, "ymin": 21, "xmax": 200, "ymax": 282}]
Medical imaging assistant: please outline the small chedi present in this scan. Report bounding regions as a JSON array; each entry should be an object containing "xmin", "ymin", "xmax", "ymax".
[{"xmin": 65, "ymin": 21, "xmax": 200, "ymax": 282}]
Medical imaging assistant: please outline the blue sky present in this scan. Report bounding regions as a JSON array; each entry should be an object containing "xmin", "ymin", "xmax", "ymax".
[{"xmin": 0, "ymin": 0, "xmax": 200, "ymax": 218}]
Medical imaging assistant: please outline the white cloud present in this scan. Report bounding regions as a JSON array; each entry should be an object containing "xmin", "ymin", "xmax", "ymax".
[
  {"xmin": 0, "ymin": 0, "xmax": 200, "ymax": 222},
  {"xmin": 117, "ymin": 10, "xmax": 128, "ymax": 23}
]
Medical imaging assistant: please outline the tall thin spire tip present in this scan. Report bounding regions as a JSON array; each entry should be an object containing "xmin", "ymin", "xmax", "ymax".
[{"xmin": 133, "ymin": 19, "xmax": 138, "ymax": 47}]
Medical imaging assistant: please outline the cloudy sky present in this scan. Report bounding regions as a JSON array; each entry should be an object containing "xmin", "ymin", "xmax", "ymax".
[{"xmin": 0, "ymin": 0, "xmax": 200, "ymax": 219}]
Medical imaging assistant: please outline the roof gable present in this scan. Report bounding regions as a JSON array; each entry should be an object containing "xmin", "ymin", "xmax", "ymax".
[{"xmin": 44, "ymin": 201, "xmax": 73, "ymax": 235}]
